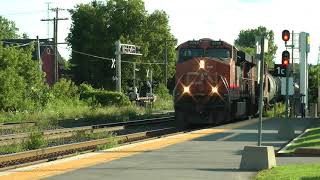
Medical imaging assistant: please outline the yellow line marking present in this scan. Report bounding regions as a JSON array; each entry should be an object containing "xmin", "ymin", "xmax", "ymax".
[{"xmin": 0, "ymin": 118, "xmax": 259, "ymax": 180}]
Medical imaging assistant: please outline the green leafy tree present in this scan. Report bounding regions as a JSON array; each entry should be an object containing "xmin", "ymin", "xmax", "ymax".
[
  {"xmin": 0, "ymin": 16, "xmax": 19, "ymax": 39},
  {"xmin": 0, "ymin": 44, "xmax": 47, "ymax": 111},
  {"xmin": 234, "ymin": 26, "xmax": 277, "ymax": 67},
  {"xmin": 308, "ymin": 64, "xmax": 320, "ymax": 103},
  {"xmin": 67, "ymin": 0, "xmax": 176, "ymax": 91}
]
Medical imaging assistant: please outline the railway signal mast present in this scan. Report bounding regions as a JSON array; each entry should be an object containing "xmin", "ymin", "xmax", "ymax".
[
  {"xmin": 278, "ymin": 30, "xmax": 295, "ymax": 139},
  {"xmin": 282, "ymin": 30, "xmax": 291, "ymax": 120}
]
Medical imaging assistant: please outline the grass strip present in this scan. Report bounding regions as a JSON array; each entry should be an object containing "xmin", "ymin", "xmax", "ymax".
[
  {"xmin": 283, "ymin": 127, "xmax": 320, "ymax": 153},
  {"xmin": 255, "ymin": 164, "xmax": 320, "ymax": 180}
]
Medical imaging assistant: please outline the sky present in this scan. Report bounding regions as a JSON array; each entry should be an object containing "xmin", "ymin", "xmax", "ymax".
[{"xmin": 1, "ymin": 0, "xmax": 319, "ymax": 64}]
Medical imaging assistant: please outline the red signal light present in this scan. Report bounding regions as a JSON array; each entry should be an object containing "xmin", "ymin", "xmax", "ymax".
[
  {"xmin": 282, "ymin": 30, "xmax": 290, "ymax": 42},
  {"xmin": 282, "ymin": 50, "xmax": 290, "ymax": 67}
]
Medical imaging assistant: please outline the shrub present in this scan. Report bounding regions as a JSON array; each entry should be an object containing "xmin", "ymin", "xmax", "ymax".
[
  {"xmin": 154, "ymin": 83, "xmax": 171, "ymax": 100},
  {"xmin": 80, "ymin": 90, "xmax": 130, "ymax": 106},
  {"xmin": 78, "ymin": 83, "xmax": 95, "ymax": 93},
  {"xmin": 0, "ymin": 45, "xmax": 46, "ymax": 111},
  {"xmin": 51, "ymin": 78, "xmax": 79, "ymax": 100},
  {"xmin": 25, "ymin": 130, "xmax": 47, "ymax": 150}
]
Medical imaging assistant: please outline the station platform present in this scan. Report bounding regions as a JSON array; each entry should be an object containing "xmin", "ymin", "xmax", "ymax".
[{"xmin": 1, "ymin": 118, "xmax": 319, "ymax": 180}]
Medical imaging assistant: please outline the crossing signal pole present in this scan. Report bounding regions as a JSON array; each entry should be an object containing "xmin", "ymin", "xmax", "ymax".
[
  {"xmin": 115, "ymin": 41, "xmax": 142, "ymax": 92},
  {"xmin": 282, "ymin": 49, "xmax": 290, "ymax": 120}
]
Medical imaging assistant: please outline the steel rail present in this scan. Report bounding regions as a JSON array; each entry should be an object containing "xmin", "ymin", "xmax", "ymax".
[
  {"xmin": 0, "ymin": 122, "xmax": 36, "ymax": 130},
  {"xmin": 0, "ymin": 127, "xmax": 176, "ymax": 169},
  {"xmin": 0, "ymin": 116, "xmax": 174, "ymax": 146}
]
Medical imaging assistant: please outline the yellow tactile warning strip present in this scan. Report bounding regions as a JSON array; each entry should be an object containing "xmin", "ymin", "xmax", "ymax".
[{"xmin": 0, "ymin": 118, "xmax": 259, "ymax": 180}]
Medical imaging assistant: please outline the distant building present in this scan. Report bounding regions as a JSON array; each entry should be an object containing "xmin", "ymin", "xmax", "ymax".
[{"xmin": 1, "ymin": 38, "xmax": 65, "ymax": 86}]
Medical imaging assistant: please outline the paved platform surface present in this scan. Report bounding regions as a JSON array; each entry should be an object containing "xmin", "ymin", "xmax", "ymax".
[{"xmin": 2, "ymin": 118, "xmax": 319, "ymax": 180}]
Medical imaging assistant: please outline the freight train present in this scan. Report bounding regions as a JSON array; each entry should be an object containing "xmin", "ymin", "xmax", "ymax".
[{"xmin": 173, "ymin": 38, "xmax": 281, "ymax": 128}]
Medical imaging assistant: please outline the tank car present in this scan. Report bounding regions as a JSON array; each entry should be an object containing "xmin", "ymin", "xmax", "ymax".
[{"xmin": 174, "ymin": 38, "xmax": 260, "ymax": 128}]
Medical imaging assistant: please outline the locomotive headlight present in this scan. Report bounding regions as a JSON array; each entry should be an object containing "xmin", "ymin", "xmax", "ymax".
[
  {"xmin": 183, "ymin": 85, "xmax": 190, "ymax": 94},
  {"xmin": 199, "ymin": 60, "xmax": 205, "ymax": 70},
  {"xmin": 211, "ymin": 86, "xmax": 218, "ymax": 94}
]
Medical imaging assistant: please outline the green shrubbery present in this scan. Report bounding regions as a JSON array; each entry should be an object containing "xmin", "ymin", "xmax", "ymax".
[
  {"xmin": 80, "ymin": 88, "xmax": 130, "ymax": 106},
  {"xmin": 25, "ymin": 130, "xmax": 47, "ymax": 150},
  {"xmin": 0, "ymin": 44, "xmax": 172, "ymax": 126},
  {"xmin": 264, "ymin": 103, "xmax": 285, "ymax": 118},
  {"xmin": 154, "ymin": 83, "xmax": 172, "ymax": 100},
  {"xmin": 51, "ymin": 78, "xmax": 79, "ymax": 100},
  {"xmin": 0, "ymin": 44, "xmax": 47, "ymax": 111}
]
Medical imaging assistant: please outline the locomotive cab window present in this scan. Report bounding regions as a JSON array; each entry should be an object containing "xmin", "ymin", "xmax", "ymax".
[
  {"xmin": 206, "ymin": 48, "xmax": 231, "ymax": 60},
  {"xmin": 178, "ymin": 48, "xmax": 204, "ymax": 63}
]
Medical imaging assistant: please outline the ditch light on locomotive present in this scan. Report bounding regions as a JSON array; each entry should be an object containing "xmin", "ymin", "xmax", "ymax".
[{"xmin": 199, "ymin": 60, "xmax": 205, "ymax": 70}]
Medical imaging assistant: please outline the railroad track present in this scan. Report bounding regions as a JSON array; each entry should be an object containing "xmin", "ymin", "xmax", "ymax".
[
  {"xmin": 0, "ymin": 116, "xmax": 176, "ymax": 170},
  {"xmin": 0, "ymin": 127, "xmax": 176, "ymax": 170},
  {"xmin": 0, "ymin": 116, "xmax": 174, "ymax": 146},
  {"xmin": 0, "ymin": 122, "xmax": 36, "ymax": 135}
]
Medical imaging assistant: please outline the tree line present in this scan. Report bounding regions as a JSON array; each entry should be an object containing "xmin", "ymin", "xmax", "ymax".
[
  {"xmin": 2, "ymin": 0, "xmax": 319, "ymax": 113},
  {"xmin": 67, "ymin": 0, "xmax": 177, "ymax": 92}
]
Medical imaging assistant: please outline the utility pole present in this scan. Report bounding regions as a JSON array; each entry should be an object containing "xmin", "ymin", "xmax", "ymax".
[
  {"xmin": 37, "ymin": 36, "xmax": 42, "ymax": 72},
  {"xmin": 41, "ymin": 8, "xmax": 68, "ymax": 84},
  {"xmin": 45, "ymin": 2, "xmax": 51, "ymax": 39}
]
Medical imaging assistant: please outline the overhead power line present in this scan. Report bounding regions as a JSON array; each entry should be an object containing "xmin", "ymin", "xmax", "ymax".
[
  {"xmin": 69, "ymin": 48, "xmax": 165, "ymax": 65},
  {"xmin": 0, "ymin": 10, "xmax": 46, "ymax": 16},
  {"xmin": 58, "ymin": 45, "xmax": 165, "ymax": 65},
  {"xmin": 0, "ymin": 40, "xmax": 34, "ymax": 47}
]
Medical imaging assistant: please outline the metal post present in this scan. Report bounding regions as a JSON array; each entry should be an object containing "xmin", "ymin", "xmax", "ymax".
[
  {"xmin": 37, "ymin": 36, "xmax": 42, "ymax": 72},
  {"xmin": 53, "ymin": 17, "xmax": 57, "ymax": 83},
  {"xmin": 285, "ymin": 57, "xmax": 289, "ymax": 120},
  {"xmin": 133, "ymin": 62, "xmax": 136, "ymax": 91},
  {"xmin": 306, "ymin": 52, "xmax": 309, "ymax": 117},
  {"xmin": 55, "ymin": 9, "xmax": 59, "ymax": 82},
  {"xmin": 40, "ymin": 7, "xmax": 68, "ymax": 84},
  {"xmin": 46, "ymin": 2, "xmax": 51, "ymax": 39},
  {"xmin": 291, "ymin": 31, "xmax": 294, "ymax": 118},
  {"xmin": 115, "ymin": 40, "xmax": 121, "ymax": 92},
  {"xmin": 165, "ymin": 40, "xmax": 168, "ymax": 86},
  {"xmin": 150, "ymin": 70, "xmax": 153, "ymax": 94},
  {"xmin": 258, "ymin": 37, "xmax": 265, "ymax": 146},
  {"xmin": 299, "ymin": 32, "xmax": 307, "ymax": 117}
]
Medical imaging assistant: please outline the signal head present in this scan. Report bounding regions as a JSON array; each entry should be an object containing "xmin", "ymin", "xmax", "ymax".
[
  {"xmin": 282, "ymin": 50, "xmax": 290, "ymax": 67},
  {"xmin": 282, "ymin": 30, "xmax": 290, "ymax": 42}
]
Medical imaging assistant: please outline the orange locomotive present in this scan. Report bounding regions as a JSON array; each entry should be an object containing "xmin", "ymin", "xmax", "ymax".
[{"xmin": 174, "ymin": 38, "xmax": 259, "ymax": 128}]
